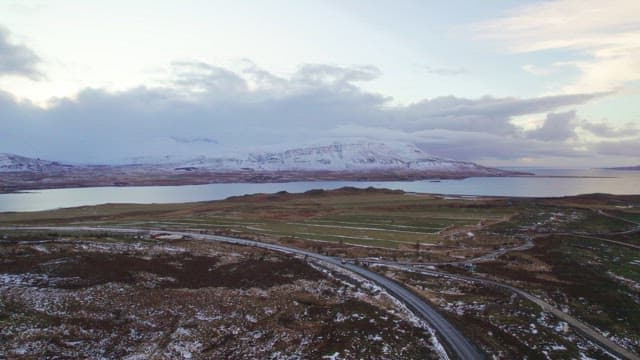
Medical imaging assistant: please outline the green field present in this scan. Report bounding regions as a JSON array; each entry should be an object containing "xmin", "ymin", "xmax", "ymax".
[{"xmin": 0, "ymin": 189, "xmax": 513, "ymax": 250}]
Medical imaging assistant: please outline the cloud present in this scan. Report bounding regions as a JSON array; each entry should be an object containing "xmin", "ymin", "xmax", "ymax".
[
  {"xmin": 171, "ymin": 136, "xmax": 218, "ymax": 144},
  {"xmin": 0, "ymin": 61, "xmax": 616, "ymax": 164},
  {"xmin": 292, "ymin": 64, "xmax": 382, "ymax": 85},
  {"xmin": 581, "ymin": 120, "xmax": 639, "ymax": 138},
  {"xmin": 0, "ymin": 25, "xmax": 42, "ymax": 79},
  {"xmin": 398, "ymin": 92, "xmax": 606, "ymax": 134},
  {"xmin": 593, "ymin": 138, "xmax": 640, "ymax": 157},
  {"xmin": 241, "ymin": 60, "xmax": 289, "ymax": 92},
  {"xmin": 475, "ymin": 0, "xmax": 640, "ymax": 92},
  {"xmin": 527, "ymin": 110, "xmax": 577, "ymax": 141},
  {"xmin": 416, "ymin": 131, "xmax": 588, "ymax": 161},
  {"xmin": 522, "ymin": 64, "xmax": 553, "ymax": 76},
  {"xmin": 170, "ymin": 61, "xmax": 248, "ymax": 98},
  {"xmin": 420, "ymin": 66, "xmax": 467, "ymax": 76}
]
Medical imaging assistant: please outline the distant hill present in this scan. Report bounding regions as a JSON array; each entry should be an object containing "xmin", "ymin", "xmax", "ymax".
[
  {"xmin": 0, "ymin": 153, "xmax": 72, "ymax": 173},
  {"xmin": 604, "ymin": 165, "xmax": 640, "ymax": 171}
]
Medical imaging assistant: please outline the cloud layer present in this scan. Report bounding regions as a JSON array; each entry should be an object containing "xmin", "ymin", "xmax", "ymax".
[{"xmin": 1, "ymin": 61, "xmax": 636, "ymax": 166}]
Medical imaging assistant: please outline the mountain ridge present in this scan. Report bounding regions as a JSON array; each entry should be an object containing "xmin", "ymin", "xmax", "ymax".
[
  {"xmin": 173, "ymin": 142, "xmax": 509, "ymax": 175},
  {"xmin": 604, "ymin": 165, "xmax": 640, "ymax": 171},
  {"xmin": 0, "ymin": 142, "xmax": 528, "ymax": 193}
]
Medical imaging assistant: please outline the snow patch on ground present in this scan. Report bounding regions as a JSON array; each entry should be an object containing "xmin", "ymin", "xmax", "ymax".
[
  {"xmin": 321, "ymin": 352, "xmax": 341, "ymax": 360},
  {"xmin": 307, "ymin": 260, "xmax": 450, "ymax": 360}
]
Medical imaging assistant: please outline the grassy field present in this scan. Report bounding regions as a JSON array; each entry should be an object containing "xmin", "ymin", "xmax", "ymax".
[{"xmin": 0, "ymin": 188, "xmax": 514, "ymax": 252}]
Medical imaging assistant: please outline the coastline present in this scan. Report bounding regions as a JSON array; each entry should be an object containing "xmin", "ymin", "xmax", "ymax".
[{"xmin": 0, "ymin": 168, "xmax": 530, "ymax": 194}]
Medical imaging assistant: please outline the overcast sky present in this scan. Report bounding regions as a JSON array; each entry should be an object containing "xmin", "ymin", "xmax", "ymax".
[{"xmin": 0, "ymin": 0, "xmax": 638, "ymax": 166}]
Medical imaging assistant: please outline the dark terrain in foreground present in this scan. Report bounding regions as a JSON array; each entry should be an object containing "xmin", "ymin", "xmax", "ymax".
[{"xmin": 1, "ymin": 188, "xmax": 639, "ymax": 359}]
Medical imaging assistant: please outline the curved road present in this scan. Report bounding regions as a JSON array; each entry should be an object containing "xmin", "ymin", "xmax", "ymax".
[
  {"xmin": 1, "ymin": 226, "xmax": 484, "ymax": 360},
  {"xmin": 388, "ymin": 265, "xmax": 640, "ymax": 360}
]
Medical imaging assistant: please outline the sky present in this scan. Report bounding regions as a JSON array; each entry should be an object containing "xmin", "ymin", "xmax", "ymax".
[{"xmin": 0, "ymin": 0, "xmax": 639, "ymax": 167}]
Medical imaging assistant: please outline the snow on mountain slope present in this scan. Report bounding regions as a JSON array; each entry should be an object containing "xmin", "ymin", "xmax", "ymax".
[
  {"xmin": 176, "ymin": 142, "xmax": 508, "ymax": 175},
  {"xmin": 1, "ymin": 142, "xmax": 513, "ymax": 177},
  {"xmin": 0, "ymin": 153, "xmax": 71, "ymax": 172}
]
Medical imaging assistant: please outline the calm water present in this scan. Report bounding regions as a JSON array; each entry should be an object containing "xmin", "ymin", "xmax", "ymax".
[{"xmin": 1, "ymin": 169, "xmax": 638, "ymax": 212}]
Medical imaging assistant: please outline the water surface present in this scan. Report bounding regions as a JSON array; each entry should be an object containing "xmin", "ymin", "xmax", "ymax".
[{"xmin": 1, "ymin": 169, "xmax": 638, "ymax": 212}]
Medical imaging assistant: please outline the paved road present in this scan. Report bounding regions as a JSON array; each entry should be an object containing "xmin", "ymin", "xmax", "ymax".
[
  {"xmin": 387, "ymin": 264, "xmax": 640, "ymax": 360},
  {"xmin": 1, "ymin": 226, "xmax": 484, "ymax": 360}
]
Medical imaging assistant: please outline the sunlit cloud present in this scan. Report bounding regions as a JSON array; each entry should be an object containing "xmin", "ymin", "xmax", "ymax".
[
  {"xmin": 522, "ymin": 64, "xmax": 553, "ymax": 76},
  {"xmin": 476, "ymin": 0, "xmax": 640, "ymax": 93}
]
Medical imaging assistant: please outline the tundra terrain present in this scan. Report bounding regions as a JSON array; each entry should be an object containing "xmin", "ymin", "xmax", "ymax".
[{"xmin": 1, "ymin": 188, "xmax": 639, "ymax": 359}]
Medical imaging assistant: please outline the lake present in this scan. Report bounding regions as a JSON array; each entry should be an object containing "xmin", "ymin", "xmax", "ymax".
[{"xmin": 1, "ymin": 168, "xmax": 638, "ymax": 212}]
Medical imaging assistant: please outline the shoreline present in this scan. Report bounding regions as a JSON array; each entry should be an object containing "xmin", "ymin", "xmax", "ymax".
[{"xmin": 0, "ymin": 169, "xmax": 529, "ymax": 194}]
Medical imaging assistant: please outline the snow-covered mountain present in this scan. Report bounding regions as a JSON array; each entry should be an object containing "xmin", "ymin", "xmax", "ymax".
[
  {"xmin": 174, "ymin": 142, "xmax": 509, "ymax": 175},
  {"xmin": 1, "ymin": 143, "xmax": 523, "ymax": 193},
  {"xmin": 1, "ymin": 142, "xmax": 515, "ymax": 177},
  {"xmin": 0, "ymin": 153, "xmax": 71, "ymax": 173}
]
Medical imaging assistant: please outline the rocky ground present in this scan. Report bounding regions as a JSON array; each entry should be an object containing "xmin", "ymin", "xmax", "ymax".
[
  {"xmin": 0, "ymin": 232, "xmax": 443, "ymax": 359},
  {"xmin": 376, "ymin": 265, "xmax": 620, "ymax": 359}
]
